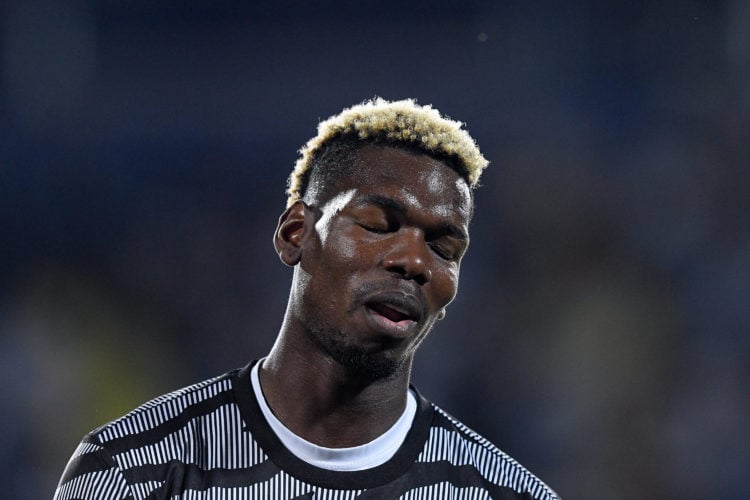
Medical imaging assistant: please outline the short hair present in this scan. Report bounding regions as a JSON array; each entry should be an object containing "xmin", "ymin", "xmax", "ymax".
[{"xmin": 286, "ymin": 97, "xmax": 489, "ymax": 207}]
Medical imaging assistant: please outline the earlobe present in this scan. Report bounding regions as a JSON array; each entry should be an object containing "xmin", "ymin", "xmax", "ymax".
[
  {"xmin": 438, "ymin": 308, "xmax": 446, "ymax": 320},
  {"xmin": 273, "ymin": 201, "xmax": 309, "ymax": 267}
]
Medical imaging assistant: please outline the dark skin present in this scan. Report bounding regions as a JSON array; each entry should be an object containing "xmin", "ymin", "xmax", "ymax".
[{"xmin": 260, "ymin": 144, "xmax": 473, "ymax": 448}]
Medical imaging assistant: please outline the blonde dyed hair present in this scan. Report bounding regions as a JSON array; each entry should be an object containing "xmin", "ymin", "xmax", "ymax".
[{"xmin": 286, "ymin": 97, "xmax": 488, "ymax": 207}]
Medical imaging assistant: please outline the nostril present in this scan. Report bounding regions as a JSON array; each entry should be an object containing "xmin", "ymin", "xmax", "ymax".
[
  {"xmin": 384, "ymin": 258, "xmax": 431, "ymax": 284},
  {"xmin": 412, "ymin": 273, "xmax": 429, "ymax": 286}
]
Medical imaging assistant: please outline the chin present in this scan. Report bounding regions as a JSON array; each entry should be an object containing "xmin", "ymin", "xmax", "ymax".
[
  {"xmin": 306, "ymin": 320, "xmax": 412, "ymax": 381},
  {"xmin": 333, "ymin": 347, "xmax": 407, "ymax": 381}
]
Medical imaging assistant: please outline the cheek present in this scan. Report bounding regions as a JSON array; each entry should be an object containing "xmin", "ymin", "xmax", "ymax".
[
  {"xmin": 320, "ymin": 221, "xmax": 370, "ymax": 264},
  {"xmin": 433, "ymin": 265, "xmax": 460, "ymax": 305},
  {"xmin": 311, "ymin": 233, "xmax": 367, "ymax": 300},
  {"xmin": 329, "ymin": 237, "xmax": 359, "ymax": 261}
]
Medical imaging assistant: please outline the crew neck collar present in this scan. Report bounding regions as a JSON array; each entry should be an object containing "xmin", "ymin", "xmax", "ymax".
[
  {"xmin": 250, "ymin": 360, "xmax": 417, "ymax": 471},
  {"xmin": 231, "ymin": 360, "xmax": 435, "ymax": 489}
]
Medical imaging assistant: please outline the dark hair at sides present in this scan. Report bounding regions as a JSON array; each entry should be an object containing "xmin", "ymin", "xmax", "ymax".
[{"xmin": 299, "ymin": 134, "xmax": 474, "ymax": 207}]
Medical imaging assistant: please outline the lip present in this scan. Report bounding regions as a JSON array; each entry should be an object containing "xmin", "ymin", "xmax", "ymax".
[{"xmin": 362, "ymin": 291, "xmax": 424, "ymax": 338}]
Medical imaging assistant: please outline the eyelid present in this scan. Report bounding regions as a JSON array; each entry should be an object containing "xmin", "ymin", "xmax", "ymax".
[
  {"xmin": 353, "ymin": 205, "xmax": 395, "ymax": 231},
  {"xmin": 430, "ymin": 243, "xmax": 452, "ymax": 260},
  {"xmin": 360, "ymin": 222, "xmax": 389, "ymax": 234},
  {"xmin": 429, "ymin": 237, "xmax": 464, "ymax": 261}
]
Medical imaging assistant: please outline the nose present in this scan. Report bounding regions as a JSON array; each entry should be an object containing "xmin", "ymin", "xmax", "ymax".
[{"xmin": 382, "ymin": 229, "xmax": 432, "ymax": 285}]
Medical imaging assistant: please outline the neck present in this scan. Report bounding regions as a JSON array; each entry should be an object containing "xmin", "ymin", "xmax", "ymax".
[{"xmin": 259, "ymin": 322, "xmax": 413, "ymax": 448}]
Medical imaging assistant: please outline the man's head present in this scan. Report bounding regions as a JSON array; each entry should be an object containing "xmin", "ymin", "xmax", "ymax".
[{"xmin": 275, "ymin": 99, "xmax": 488, "ymax": 381}]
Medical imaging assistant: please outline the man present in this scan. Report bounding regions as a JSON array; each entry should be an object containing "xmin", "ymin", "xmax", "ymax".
[{"xmin": 55, "ymin": 98, "xmax": 559, "ymax": 499}]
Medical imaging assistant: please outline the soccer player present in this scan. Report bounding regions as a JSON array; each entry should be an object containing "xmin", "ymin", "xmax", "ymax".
[{"xmin": 55, "ymin": 98, "xmax": 559, "ymax": 499}]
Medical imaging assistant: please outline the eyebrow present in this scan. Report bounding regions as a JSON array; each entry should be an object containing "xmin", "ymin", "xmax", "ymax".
[
  {"xmin": 355, "ymin": 193, "xmax": 468, "ymax": 240},
  {"xmin": 356, "ymin": 193, "xmax": 407, "ymax": 215}
]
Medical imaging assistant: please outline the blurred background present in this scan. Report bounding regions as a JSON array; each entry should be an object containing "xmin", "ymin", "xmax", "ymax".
[{"xmin": 2, "ymin": 1, "xmax": 749, "ymax": 498}]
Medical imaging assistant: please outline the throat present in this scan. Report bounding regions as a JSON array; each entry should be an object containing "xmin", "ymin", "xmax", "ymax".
[
  {"xmin": 251, "ymin": 360, "xmax": 418, "ymax": 469},
  {"xmin": 257, "ymin": 357, "xmax": 410, "ymax": 446}
]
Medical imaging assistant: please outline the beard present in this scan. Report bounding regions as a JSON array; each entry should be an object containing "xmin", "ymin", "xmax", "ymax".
[{"xmin": 305, "ymin": 320, "xmax": 408, "ymax": 382}]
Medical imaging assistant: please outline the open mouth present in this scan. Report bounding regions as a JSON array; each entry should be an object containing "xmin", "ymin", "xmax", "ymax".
[
  {"xmin": 367, "ymin": 302, "xmax": 415, "ymax": 323},
  {"xmin": 363, "ymin": 294, "xmax": 422, "ymax": 338}
]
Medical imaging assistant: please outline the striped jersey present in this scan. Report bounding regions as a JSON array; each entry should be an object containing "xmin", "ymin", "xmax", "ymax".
[{"xmin": 55, "ymin": 362, "xmax": 559, "ymax": 499}]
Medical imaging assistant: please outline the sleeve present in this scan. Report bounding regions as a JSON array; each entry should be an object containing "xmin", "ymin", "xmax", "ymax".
[{"xmin": 53, "ymin": 437, "xmax": 134, "ymax": 500}]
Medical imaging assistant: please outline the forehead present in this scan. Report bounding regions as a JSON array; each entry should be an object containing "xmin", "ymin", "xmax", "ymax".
[{"xmin": 333, "ymin": 144, "xmax": 473, "ymax": 221}]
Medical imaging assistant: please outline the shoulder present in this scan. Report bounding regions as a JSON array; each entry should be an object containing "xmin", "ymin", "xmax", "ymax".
[
  {"xmin": 89, "ymin": 368, "xmax": 240, "ymax": 446},
  {"xmin": 54, "ymin": 437, "xmax": 132, "ymax": 500},
  {"xmin": 420, "ymin": 401, "xmax": 560, "ymax": 500},
  {"xmin": 55, "ymin": 369, "xmax": 244, "ymax": 499},
  {"xmin": 90, "ymin": 369, "xmax": 237, "ymax": 446}
]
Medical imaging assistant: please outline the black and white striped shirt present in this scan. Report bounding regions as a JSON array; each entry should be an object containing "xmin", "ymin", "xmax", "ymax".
[{"xmin": 55, "ymin": 362, "xmax": 559, "ymax": 499}]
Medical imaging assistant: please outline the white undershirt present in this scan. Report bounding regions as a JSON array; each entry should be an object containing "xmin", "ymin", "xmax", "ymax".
[{"xmin": 250, "ymin": 360, "xmax": 417, "ymax": 471}]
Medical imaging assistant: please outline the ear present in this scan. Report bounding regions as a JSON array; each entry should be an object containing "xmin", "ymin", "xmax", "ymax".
[
  {"xmin": 273, "ymin": 201, "xmax": 310, "ymax": 267},
  {"xmin": 437, "ymin": 308, "xmax": 446, "ymax": 320}
]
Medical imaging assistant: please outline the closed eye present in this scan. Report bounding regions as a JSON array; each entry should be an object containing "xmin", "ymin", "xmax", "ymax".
[
  {"xmin": 425, "ymin": 239, "xmax": 455, "ymax": 261},
  {"xmin": 359, "ymin": 222, "xmax": 390, "ymax": 234},
  {"xmin": 354, "ymin": 205, "xmax": 397, "ymax": 234}
]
